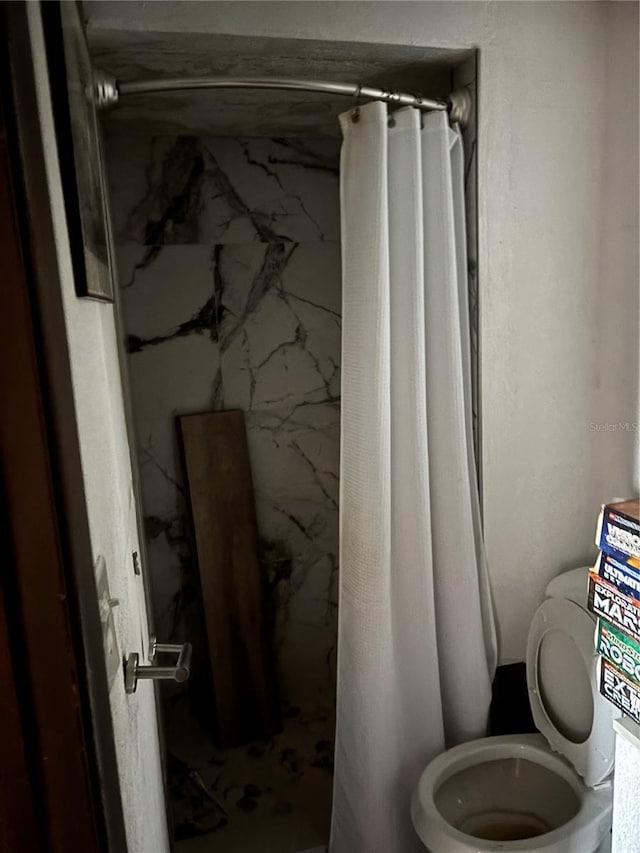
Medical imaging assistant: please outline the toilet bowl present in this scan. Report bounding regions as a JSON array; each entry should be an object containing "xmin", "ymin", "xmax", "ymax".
[{"xmin": 412, "ymin": 567, "xmax": 617, "ymax": 853}]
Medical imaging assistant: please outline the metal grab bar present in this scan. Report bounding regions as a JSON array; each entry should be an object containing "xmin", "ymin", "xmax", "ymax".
[{"xmin": 124, "ymin": 636, "xmax": 192, "ymax": 694}]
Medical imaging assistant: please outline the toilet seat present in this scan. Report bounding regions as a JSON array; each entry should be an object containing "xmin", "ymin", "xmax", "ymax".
[
  {"xmin": 526, "ymin": 597, "xmax": 615, "ymax": 787},
  {"xmin": 413, "ymin": 568, "xmax": 617, "ymax": 852},
  {"xmin": 412, "ymin": 734, "xmax": 613, "ymax": 853}
]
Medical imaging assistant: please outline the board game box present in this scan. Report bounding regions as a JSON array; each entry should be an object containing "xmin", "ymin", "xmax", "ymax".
[
  {"xmin": 596, "ymin": 499, "xmax": 640, "ymax": 563},
  {"xmin": 588, "ymin": 572, "xmax": 640, "ymax": 644},
  {"xmin": 595, "ymin": 619, "xmax": 640, "ymax": 687},
  {"xmin": 599, "ymin": 657, "xmax": 640, "ymax": 725},
  {"xmin": 594, "ymin": 550, "xmax": 640, "ymax": 602}
]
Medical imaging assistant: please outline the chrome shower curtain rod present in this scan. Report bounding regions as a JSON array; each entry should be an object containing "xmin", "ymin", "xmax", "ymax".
[{"xmin": 94, "ymin": 72, "xmax": 472, "ymax": 125}]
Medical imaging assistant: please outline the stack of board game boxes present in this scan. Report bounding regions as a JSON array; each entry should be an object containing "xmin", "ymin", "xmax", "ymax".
[{"xmin": 588, "ymin": 499, "xmax": 640, "ymax": 725}]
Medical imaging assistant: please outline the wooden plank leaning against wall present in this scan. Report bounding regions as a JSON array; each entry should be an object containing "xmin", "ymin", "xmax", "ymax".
[{"xmin": 179, "ymin": 410, "xmax": 280, "ymax": 747}]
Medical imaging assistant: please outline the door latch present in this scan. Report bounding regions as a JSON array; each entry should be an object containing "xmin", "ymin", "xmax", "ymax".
[{"xmin": 124, "ymin": 636, "xmax": 192, "ymax": 694}]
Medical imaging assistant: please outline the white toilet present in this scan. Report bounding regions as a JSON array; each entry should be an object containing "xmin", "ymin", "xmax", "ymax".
[{"xmin": 412, "ymin": 567, "xmax": 617, "ymax": 853}]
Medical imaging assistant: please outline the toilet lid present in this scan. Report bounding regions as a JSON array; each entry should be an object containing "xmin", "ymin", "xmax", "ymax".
[{"xmin": 526, "ymin": 597, "xmax": 615, "ymax": 787}]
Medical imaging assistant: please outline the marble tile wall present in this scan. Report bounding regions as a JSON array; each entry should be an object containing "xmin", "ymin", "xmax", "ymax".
[{"xmin": 106, "ymin": 135, "xmax": 342, "ymax": 720}]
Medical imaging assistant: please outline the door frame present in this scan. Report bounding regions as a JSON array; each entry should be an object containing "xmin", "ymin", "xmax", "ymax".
[{"xmin": 1, "ymin": 3, "xmax": 127, "ymax": 850}]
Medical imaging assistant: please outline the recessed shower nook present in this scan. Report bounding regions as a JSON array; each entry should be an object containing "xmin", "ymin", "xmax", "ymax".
[
  {"xmin": 93, "ymin": 27, "xmax": 478, "ymax": 853},
  {"xmin": 3, "ymin": 1, "xmax": 638, "ymax": 852}
]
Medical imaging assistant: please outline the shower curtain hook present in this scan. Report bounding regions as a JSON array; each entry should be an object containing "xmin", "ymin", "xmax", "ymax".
[
  {"xmin": 382, "ymin": 88, "xmax": 396, "ymax": 127},
  {"xmin": 351, "ymin": 84, "xmax": 362, "ymax": 123},
  {"xmin": 406, "ymin": 91, "xmax": 426, "ymax": 130}
]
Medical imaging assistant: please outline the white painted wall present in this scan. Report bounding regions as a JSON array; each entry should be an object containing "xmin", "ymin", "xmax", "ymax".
[
  {"xmin": 86, "ymin": 0, "xmax": 639, "ymax": 663},
  {"xmin": 602, "ymin": 7, "xmax": 640, "ymax": 849},
  {"xmin": 612, "ymin": 720, "xmax": 640, "ymax": 852},
  {"xmin": 599, "ymin": 0, "xmax": 640, "ymax": 499},
  {"xmin": 26, "ymin": 5, "xmax": 170, "ymax": 851}
]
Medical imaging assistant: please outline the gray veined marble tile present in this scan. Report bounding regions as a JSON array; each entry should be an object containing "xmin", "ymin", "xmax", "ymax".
[
  {"xmin": 216, "ymin": 242, "xmax": 341, "ymax": 414},
  {"xmin": 135, "ymin": 416, "xmax": 184, "ymax": 516},
  {"xmin": 213, "ymin": 241, "xmax": 297, "ymax": 361},
  {"xmin": 213, "ymin": 242, "xmax": 270, "ymax": 321},
  {"xmin": 247, "ymin": 411, "xmax": 340, "ymax": 527},
  {"xmin": 105, "ymin": 133, "xmax": 156, "ymax": 237},
  {"xmin": 145, "ymin": 526, "xmax": 188, "ymax": 635},
  {"xmin": 199, "ymin": 138, "xmax": 340, "ymax": 244},
  {"xmin": 283, "ymin": 242, "xmax": 342, "ymax": 316},
  {"xmin": 243, "ymin": 402, "xmax": 339, "ymax": 708},
  {"xmin": 113, "ymin": 136, "xmax": 207, "ymax": 246},
  {"xmin": 114, "ymin": 242, "xmax": 149, "ymax": 291},
  {"xmin": 108, "ymin": 130, "xmax": 341, "ymax": 849},
  {"xmin": 120, "ymin": 244, "xmax": 218, "ymax": 342},
  {"xmin": 110, "ymin": 136, "xmax": 341, "ymax": 818},
  {"xmin": 128, "ymin": 335, "xmax": 221, "ymax": 425},
  {"xmin": 109, "ymin": 134, "xmax": 340, "ymax": 248}
]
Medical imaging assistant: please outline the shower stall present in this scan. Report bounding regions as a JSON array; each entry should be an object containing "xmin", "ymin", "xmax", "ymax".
[{"xmin": 93, "ymin": 26, "xmax": 480, "ymax": 853}]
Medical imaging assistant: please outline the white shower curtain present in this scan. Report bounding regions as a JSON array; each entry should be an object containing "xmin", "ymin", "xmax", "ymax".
[{"xmin": 330, "ymin": 102, "xmax": 497, "ymax": 853}]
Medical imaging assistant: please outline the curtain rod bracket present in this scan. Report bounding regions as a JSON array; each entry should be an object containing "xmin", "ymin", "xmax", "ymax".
[
  {"xmin": 448, "ymin": 88, "xmax": 472, "ymax": 127},
  {"xmin": 93, "ymin": 70, "xmax": 119, "ymax": 111}
]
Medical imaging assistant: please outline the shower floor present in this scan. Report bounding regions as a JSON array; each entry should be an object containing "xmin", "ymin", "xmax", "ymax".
[{"xmin": 168, "ymin": 695, "xmax": 333, "ymax": 853}]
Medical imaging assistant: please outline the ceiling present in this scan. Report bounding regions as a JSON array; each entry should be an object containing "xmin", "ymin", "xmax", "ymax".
[{"xmin": 88, "ymin": 31, "xmax": 471, "ymax": 137}]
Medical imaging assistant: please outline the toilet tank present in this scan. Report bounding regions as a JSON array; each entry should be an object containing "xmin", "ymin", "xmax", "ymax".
[{"xmin": 544, "ymin": 566, "xmax": 591, "ymax": 610}]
